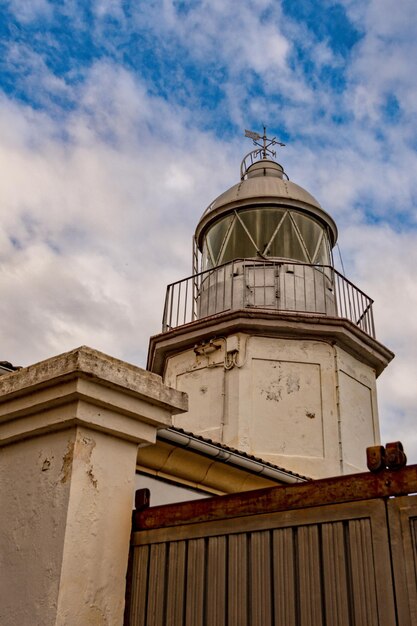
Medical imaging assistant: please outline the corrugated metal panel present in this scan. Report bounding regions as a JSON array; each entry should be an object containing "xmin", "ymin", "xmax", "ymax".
[
  {"xmin": 206, "ymin": 536, "xmax": 226, "ymax": 626},
  {"xmin": 298, "ymin": 524, "xmax": 323, "ymax": 625},
  {"xmin": 185, "ymin": 538, "xmax": 205, "ymax": 626},
  {"xmin": 146, "ymin": 543, "xmax": 166, "ymax": 626},
  {"xmin": 250, "ymin": 530, "xmax": 272, "ymax": 625},
  {"xmin": 388, "ymin": 495, "xmax": 417, "ymax": 626},
  {"xmin": 321, "ymin": 522, "xmax": 350, "ymax": 625},
  {"xmin": 128, "ymin": 546, "xmax": 149, "ymax": 626},
  {"xmin": 272, "ymin": 528, "xmax": 296, "ymax": 626},
  {"xmin": 166, "ymin": 541, "xmax": 186, "ymax": 625},
  {"xmin": 349, "ymin": 518, "xmax": 379, "ymax": 625},
  {"xmin": 126, "ymin": 498, "xmax": 400, "ymax": 626},
  {"xmin": 228, "ymin": 533, "xmax": 248, "ymax": 626}
]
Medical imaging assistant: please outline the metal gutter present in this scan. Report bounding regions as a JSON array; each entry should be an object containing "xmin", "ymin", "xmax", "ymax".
[
  {"xmin": 0, "ymin": 364, "xmax": 18, "ymax": 375},
  {"xmin": 157, "ymin": 428, "xmax": 308, "ymax": 485}
]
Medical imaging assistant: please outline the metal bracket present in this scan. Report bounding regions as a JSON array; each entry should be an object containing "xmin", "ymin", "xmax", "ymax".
[{"xmin": 367, "ymin": 442, "xmax": 407, "ymax": 472}]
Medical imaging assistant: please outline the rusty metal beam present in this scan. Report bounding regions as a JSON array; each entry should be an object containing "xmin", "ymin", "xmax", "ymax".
[{"xmin": 133, "ymin": 465, "xmax": 417, "ymax": 531}]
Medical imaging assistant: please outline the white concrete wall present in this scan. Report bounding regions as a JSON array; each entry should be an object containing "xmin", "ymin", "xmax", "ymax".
[
  {"xmin": 1, "ymin": 430, "xmax": 72, "ymax": 626},
  {"xmin": 0, "ymin": 346, "xmax": 187, "ymax": 626},
  {"xmin": 165, "ymin": 331, "xmax": 380, "ymax": 479},
  {"xmin": 336, "ymin": 345, "xmax": 380, "ymax": 473},
  {"xmin": 55, "ymin": 428, "xmax": 139, "ymax": 625},
  {"xmin": 1, "ymin": 427, "xmax": 139, "ymax": 625}
]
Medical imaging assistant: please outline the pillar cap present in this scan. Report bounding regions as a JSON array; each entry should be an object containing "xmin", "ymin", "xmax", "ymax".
[{"xmin": 0, "ymin": 346, "xmax": 188, "ymax": 446}]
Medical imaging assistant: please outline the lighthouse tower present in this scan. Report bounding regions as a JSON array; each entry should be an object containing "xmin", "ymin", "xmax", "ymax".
[{"xmin": 148, "ymin": 129, "xmax": 394, "ymax": 478}]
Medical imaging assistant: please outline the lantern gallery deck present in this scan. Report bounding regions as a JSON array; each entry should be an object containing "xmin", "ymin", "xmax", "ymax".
[{"xmin": 162, "ymin": 258, "xmax": 375, "ymax": 338}]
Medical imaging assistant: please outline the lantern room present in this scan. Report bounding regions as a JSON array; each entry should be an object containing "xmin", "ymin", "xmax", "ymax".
[{"xmin": 195, "ymin": 156, "xmax": 338, "ymax": 273}]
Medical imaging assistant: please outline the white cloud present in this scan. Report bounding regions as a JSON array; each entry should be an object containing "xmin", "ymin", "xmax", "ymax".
[
  {"xmin": 6, "ymin": 0, "xmax": 53, "ymax": 23},
  {"xmin": 93, "ymin": 0, "xmax": 125, "ymax": 20},
  {"xmin": 0, "ymin": 62, "xmax": 236, "ymax": 368},
  {"xmin": 4, "ymin": 42, "xmax": 71, "ymax": 108},
  {"xmin": 130, "ymin": 0, "xmax": 309, "ymax": 104},
  {"xmin": 336, "ymin": 223, "xmax": 417, "ymax": 460},
  {"xmin": 343, "ymin": 0, "xmax": 417, "ymax": 120}
]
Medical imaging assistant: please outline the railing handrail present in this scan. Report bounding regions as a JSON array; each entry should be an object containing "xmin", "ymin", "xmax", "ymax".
[
  {"xmin": 166, "ymin": 259, "xmax": 372, "ymax": 301},
  {"xmin": 162, "ymin": 258, "xmax": 375, "ymax": 338}
]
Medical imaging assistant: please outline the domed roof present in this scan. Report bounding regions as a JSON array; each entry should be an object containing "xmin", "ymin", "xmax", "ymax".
[
  {"xmin": 195, "ymin": 159, "xmax": 338, "ymax": 249},
  {"xmin": 204, "ymin": 175, "xmax": 322, "ymax": 215}
]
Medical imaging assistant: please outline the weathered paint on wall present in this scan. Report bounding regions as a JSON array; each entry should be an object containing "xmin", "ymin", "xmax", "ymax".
[
  {"xmin": 1, "ymin": 429, "xmax": 73, "ymax": 626},
  {"xmin": 165, "ymin": 332, "xmax": 380, "ymax": 478},
  {"xmin": 337, "ymin": 345, "xmax": 380, "ymax": 473},
  {"xmin": 0, "ymin": 346, "xmax": 187, "ymax": 626}
]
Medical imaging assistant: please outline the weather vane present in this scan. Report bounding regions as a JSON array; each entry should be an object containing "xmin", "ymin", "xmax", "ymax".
[{"xmin": 244, "ymin": 125, "xmax": 285, "ymax": 159}]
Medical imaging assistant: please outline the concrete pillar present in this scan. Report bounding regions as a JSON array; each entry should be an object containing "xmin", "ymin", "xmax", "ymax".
[{"xmin": 0, "ymin": 346, "xmax": 187, "ymax": 626}]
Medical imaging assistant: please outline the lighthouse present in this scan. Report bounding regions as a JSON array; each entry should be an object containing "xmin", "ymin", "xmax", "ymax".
[{"xmin": 147, "ymin": 129, "xmax": 394, "ymax": 478}]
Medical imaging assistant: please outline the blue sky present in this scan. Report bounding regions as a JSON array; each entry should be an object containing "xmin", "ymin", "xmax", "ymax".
[{"xmin": 1, "ymin": 0, "xmax": 417, "ymax": 461}]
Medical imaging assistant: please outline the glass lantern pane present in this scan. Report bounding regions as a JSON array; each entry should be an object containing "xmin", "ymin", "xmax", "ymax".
[
  {"xmin": 239, "ymin": 208, "xmax": 285, "ymax": 254},
  {"xmin": 268, "ymin": 213, "xmax": 309, "ymax": 261},
  {"xmin": 313, "ymin": 237, "xmax": 330, "ymax": 265},
  {"xmin": 202, "ymin": 240, "xmax": 214, "ymax": 270},
  {"xmin": 205, "ymin": 215, "xmax": 233, "ymax": 265},
  {"xmin": 220, "ymin": 217, "xmax": 258, "ymax": 263},
  {"xmin": 291, "ymin": 212, "xmax": 323, "ymax": 261}
]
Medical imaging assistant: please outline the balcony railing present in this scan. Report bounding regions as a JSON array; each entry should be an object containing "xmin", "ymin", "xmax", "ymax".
[{"xmin": 162, "ymin": 259, "xmax": 375, "ymax": 338}]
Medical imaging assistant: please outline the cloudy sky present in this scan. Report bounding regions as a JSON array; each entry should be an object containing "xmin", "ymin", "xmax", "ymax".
[{"xmin": 1, "ymin": 0, "xmax": 416, "ymax": 461}]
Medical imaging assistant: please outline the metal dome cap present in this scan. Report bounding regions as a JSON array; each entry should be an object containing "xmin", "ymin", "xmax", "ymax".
[{"xmin": 195, "ymin": 130, "xmax": 338, "ymax": 251}]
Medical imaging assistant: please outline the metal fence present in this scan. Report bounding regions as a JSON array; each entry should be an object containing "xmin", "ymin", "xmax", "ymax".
[
  {"xmin": 126, "ymin": 466, "xmax": 417, "ymax": 626},
  {"xmin": 162, "ymin": 259, "xmax": 375, "ymax": 338}
]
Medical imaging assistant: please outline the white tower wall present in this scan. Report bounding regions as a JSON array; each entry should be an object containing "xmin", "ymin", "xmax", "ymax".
[
  {"xmin": 148, "ymin": 148, "xmax": 394, "ymax": 479},
  {"xmin": 163, "ymin": 329, "xmax": 380, "ymax": 479}
]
